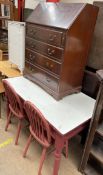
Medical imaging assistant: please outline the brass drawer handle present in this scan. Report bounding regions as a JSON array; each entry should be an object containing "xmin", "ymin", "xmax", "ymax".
[
  {"xmin": 28, "ymin": 65, "xmax": 33, "ymax": 72},
  {"xmin": 29, "ymin": 54, "xmax": 32, "ymax": 58},
  {"xmin": 50, "ymin": 64, "xmax": 53, "ymax": 68},
  {"xmin": 29, "ymin": 54, "xmax": 36, "ymax": 60},
  {"xmin": 47, "ymin": 48, "xmax": 55, "ymax": 56},
  {"xmin": 29, "ymin": 29, "xmax": 33, "ymax": 33},
  {"xmin": 46, "ymin": 62, "xmax": 49, "ymax": 68},
  {"xmin": 30, "ymin": 67, "xmax": 34, "ymax": 72},
  {"xmin": 49, "ymin": 34, "xmax": 56, "ymax": 41},
  {"xmin": 45, "ymin": 62, "xmax": 54, "ymax": 69},
  {"xmin": 33, "ymin": 55, "xmax": 36, "ymax": 59},
  {"xmin": 31, "ymin": 44, "xmax": 36, "ymax": 49},
  {"xmin": 29, "ymin": 29, "xmax": 37, "ymax": 35},
  {"xmin": 46, "ymin": 77, "xmax": 51, "ymax": 82}
]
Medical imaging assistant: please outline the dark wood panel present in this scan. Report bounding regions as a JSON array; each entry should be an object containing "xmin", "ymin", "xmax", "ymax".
[
  {"xmin": 87, "ymin": 2, "xmax": 103, "ymax": 70},
  {"xmin": 84, "ymin": 164, "xmax": 102, "ymax": 175},
  {"xmin": 25, "ymin": 49, "xmax": 61, "ymax": 76},
  {"xmin": 90, "ymin": 138, "xmax": 103, "ymax": 164},
  {"xmin": 82, "ymin": 70, "xmax": 100, "ymax": 99},
  {"xmin": 96, "ymin": 122, "xmax": 103, "ymax": 139},
  {"xmin": 24, "ymin": 61, "xmax": 59, "ymax": 91},
  {"xmin": 26, "ymin": 37, "xmax": 64, "ymax": 61},
  {"xmin": 26, "ymin": 23, "xmax": 65, "ymax": 47}
]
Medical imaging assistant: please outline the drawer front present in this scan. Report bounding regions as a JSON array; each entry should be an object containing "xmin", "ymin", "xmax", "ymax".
[
  {"xmin": 26, "ymin": 37, "xmax": 63, "ymax": 61},
  {"xmin": 25, "ymin": 61, "xmax": 59, "ymax": 91},
  {"xmin": 26, "ymin": 49, "xmax": 61, "ymax": 76},
  {"xmin": 26, "ymin": 24, "xmax": 64, "ymax": 47}
]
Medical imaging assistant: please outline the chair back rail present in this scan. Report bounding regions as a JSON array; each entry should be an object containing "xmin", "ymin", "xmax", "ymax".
[
  {"xmin": 24, "ymin": 101, "xmax": 51, "ymax": 147},
  {"xmin": 3, "ymin": 80, "xmax": 23, "ymax": 118}
]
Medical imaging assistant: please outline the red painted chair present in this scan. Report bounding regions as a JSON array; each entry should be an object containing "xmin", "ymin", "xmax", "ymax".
[
  {"xmin": 3, "ymin": 80, "xmax": 24, "ymax": 145},
  {"xmin": 23, "ymin": 101, "xmax": 51, "ymax": 175}
]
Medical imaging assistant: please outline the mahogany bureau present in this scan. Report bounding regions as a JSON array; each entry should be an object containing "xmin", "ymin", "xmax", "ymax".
[{"xmin": 24, "ymin": 3, "xmax": 98, "ymax": 100}]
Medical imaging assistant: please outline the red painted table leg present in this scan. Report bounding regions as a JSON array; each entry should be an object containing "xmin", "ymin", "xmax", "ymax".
[{"xmin": 53, "ymin": 134, "xmax": 64, "ymax": 175}]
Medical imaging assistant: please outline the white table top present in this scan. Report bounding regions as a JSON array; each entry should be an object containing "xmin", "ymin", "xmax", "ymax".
[{"xmin": 5, "ymin": 76, "xmax": 96, "ymax": 135}]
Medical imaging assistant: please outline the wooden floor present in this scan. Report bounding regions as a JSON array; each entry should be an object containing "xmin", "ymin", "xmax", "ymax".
[{"xmin": 0, "ymin": 99, "xmax": 82, "ymax": 175}]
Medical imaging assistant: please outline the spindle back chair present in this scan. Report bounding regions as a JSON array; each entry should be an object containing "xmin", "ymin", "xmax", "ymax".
[
  {"xmin": 3, "ymin": 80, "xmax": 24, "ymax": 145},
  {"xmin": 23, "ymin": 101, "xmax": 51, "ymax": 175}
]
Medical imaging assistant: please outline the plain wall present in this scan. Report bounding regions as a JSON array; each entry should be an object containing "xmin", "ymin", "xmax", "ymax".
[{"xmin": 61, "ymin": 0, "xmax": 103, "ymax": 4}]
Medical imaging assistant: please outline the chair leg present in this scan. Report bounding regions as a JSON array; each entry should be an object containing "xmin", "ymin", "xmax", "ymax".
[
  {"xmin": 15, "ymin": 120, "xmax": 22, "ymax": 145},
  {"xmin": 5, "ymin": 111, "xmax": 11, "ymax": 131},
  {"xmin": 6, "ymin": 101, "xmax": 10, "ymax": 119},
  {"xmin": 38, "ymin": 147, "xmax": 47, "ymax": 175},
  {"xmin": 23, "ymin": 134, "xmax": 32, "ymax": 157}
]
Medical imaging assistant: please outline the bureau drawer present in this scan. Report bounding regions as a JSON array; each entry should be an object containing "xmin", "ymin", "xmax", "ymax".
[
  {"xmin": 26, "ymin": 49, "xmax": 61, "ymax": 76},
  {"xmin": 26, "ymin": 24, "xmax": 64, "ymax": 47},
  {"xmin": 25, "ymin": 61, "xmax": 59, "ymax": 91},
  {"xmin": 26, "ymin": 37, "xmax": 63, "ymax": 61}
]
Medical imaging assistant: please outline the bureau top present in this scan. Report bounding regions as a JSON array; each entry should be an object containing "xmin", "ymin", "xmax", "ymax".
[{"xmin": 26, "ymin": 2, "xmax": 87, "ymax": 29}]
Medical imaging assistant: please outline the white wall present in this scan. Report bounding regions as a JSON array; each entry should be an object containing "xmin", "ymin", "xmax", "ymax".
[
  {"xmin": 61, "ymin": 0, "xmax": 103, "ymax": 4},
  {"xmin": 14, "ymin": 0, "xmax": 46, "ymax": 9},
  {"xmin": 15, "ymin": 0, "xmax": 103, "ymax": 9},
  {"xmin": 25, "ymin": 0, "xmax": 46, "ymax": 9}
]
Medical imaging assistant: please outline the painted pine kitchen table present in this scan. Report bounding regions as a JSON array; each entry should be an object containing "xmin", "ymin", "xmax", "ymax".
[{"xmin": 5, "ymin": 76, "xmax": 95, "ymax": 175}]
